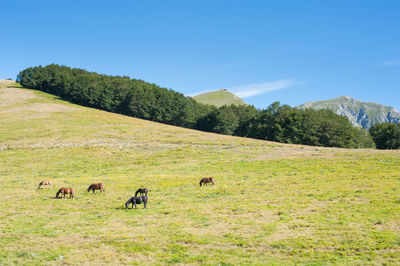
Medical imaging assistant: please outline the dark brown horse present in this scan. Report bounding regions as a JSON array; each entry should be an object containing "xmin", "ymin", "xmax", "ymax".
[
  {"xmin": 87, "ymin": 183, "xmax": 105, "ymax": 193},
  {"xmin": 199, "ymin": 177, "xmax": 215, "ymax": 187},
  {"xmin": 38, "ymin": 180, "xmax": 51, "ymax": 189},
  {"xmin": 135, "ymin": 188, "xmax": 148, "ymax": 197},
  {"xmin": 56, "ymin": 188, "xmax": 74, "ymax": 199},
  {"xmin": 125, "ymin": 196, "xmax": 148, "ymax": 209}
]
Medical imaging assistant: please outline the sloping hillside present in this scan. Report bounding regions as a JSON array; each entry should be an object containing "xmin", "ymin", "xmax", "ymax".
[
  {"xmin": 193, "ymin": 89, "xmax": 247, "ymax": 107},
  {"xmin": 298, "ymin": 96, "xmax": 400, "ymax": 129},
  {"xmin": 0, "ymin": 81, "xmax": 399, "ymax": 264}
]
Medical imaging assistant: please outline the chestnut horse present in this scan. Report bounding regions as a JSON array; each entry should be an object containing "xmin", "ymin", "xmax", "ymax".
[
  {"xmin": 38, "ymin": 180, "xmax": 51, "ymax": 189},
  {"xmin": 199, "ymin": 177, "xmax": 215, "ymax": 187},
  {"xmin": 87, "ymin": 183, "xmax": 105, "ymax": 193},
  {"xmin": 56, "ymin": 188, "xmax": 74, "ymax": 199},
  {"xmin": 135, "ymin": 187, "xmax": 148, "ymax": 197}
]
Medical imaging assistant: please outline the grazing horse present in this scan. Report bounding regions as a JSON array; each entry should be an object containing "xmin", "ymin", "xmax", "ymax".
[
  {"xmin": 134, "ymin": 187, "xmax": 148, "ymax": 197},
  {"xmin": 125, "ymin": 196, "xmax": 148, "ymax": 209},
  {"xmin": 56, "ymin": 188, "xmax": 74, "ymax": 199},
  {"xmin": 199, "ymin": 177, "xmax": 215, "ymax": 187},
  {"xmin": 87, "ymin": 183, "xmax": 105, "ymax": 193},
  {"xmin": 38, "ymin": 180, "xmax": 51, "ymax": 189}
]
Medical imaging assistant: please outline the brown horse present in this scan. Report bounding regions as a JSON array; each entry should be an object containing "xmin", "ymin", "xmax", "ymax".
[
  {"xmin": 38, "ymin": 180, "xmax": 51, "ymax": 189},
  {"xmin": 87, "ymin": 183, "xmax": 105, "ymax": 193},
  {"xmin": 56, "ymin": 188, "xmax": 74, "ymax": 199},
  {"xmin": 199, "ymin": 177, "xmax": 215, "ymax": 187}
]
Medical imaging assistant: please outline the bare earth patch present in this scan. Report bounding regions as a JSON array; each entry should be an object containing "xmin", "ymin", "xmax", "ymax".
[
  {"xmin": 0, "ymin": 102, "xmax": 78, "ymax": 114},
  {"xmin": 0, "ymin": 87, "xmax": 40, "ymax": 108},
  {"xmin": 0, "ymin": 79, "xmax": 16, "ymax": 85},
  {"xmin": 0, "ymin": 83, "xmax": 78, "ymax": 114}
]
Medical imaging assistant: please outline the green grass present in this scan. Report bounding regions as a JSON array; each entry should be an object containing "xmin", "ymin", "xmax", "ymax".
[
  {"xmin": 193, "ymin": 89, "xmax": 247, "ymax": 107},
  {"xmin": 0, "ymin": 83, "xmax": 399, "ymax": 264}
]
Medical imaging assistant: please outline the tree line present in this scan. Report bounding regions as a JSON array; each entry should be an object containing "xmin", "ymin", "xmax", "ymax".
[{"xmin": 17, "ymin": 64, "xmax": 398, "ymax": 149}]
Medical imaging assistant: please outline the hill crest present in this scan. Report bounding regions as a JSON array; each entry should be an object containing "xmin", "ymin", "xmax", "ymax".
[{"xmin": 193, "ymin": 89, "xmax": 247, "ymax": 107}]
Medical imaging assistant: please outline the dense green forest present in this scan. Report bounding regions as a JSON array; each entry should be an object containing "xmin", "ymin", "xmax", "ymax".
[
  {"xmin": 17, "ymin": 64, "xmax": 397, "ymax": 149},
  {"xmin": 369, "ymin": 122, "xmax": 400, "ymax": 149}
]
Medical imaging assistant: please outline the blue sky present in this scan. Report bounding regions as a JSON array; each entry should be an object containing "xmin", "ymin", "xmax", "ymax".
[{"xmin": 1, "ymin": 0, "xmax": 400, "ymax": 109}]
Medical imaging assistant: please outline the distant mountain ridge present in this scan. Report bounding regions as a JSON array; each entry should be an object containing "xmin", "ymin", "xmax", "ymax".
[
  {"xmin": 297, "ymin": 96, "xmax": 400, "ymax": 129},
  {"xmin": 193, "ymin": 89, "xmax": 247, "ymax": 107}
]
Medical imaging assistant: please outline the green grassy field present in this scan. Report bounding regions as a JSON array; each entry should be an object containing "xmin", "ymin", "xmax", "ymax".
[
  {"xmin": 193, "ymin": 89, "xmax": 247, "ymax": 107},
  {"xmin": 0, "ymin": 82, "xmax": 399, "ymax": 265}
]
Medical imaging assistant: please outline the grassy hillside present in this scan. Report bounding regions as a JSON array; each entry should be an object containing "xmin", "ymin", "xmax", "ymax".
[
  {"xmin": 193, "ymin": 89, "xmax": 247, "ymax": 107},
  {"xmin": 0, "ymin": 81, "xmax": 399, "ymax": 264}
]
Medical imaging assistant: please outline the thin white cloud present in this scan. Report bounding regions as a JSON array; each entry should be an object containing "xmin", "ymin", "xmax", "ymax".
[
  {"xmin": 380, "ymin": 58, "xmax": 400, "ymax": 67},
  {"xmin": 228, "ymin": 79, "xmax": 298, "ymax": 98}
]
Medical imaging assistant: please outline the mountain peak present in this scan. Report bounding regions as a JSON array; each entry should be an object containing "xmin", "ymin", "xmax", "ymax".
[
  {"xmin": 338, "ymin": 95, "xmax": 355, "ymax": 100},
  {"xmin": 297, "ymin": 96, "xmax": 400, "ymax": 129}
]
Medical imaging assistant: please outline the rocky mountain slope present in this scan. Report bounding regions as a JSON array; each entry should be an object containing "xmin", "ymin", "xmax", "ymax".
[{"xmin": 297, "ymin": 96, "xmax": 400, "ymax": 129}]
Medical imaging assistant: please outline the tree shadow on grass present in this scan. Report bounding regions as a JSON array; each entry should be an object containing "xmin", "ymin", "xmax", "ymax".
[{"xmin": 6, "ymin": 84, "xmax": 22, "ymax": 88}]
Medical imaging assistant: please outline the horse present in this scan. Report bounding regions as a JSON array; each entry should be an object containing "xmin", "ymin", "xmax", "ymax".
[
  {"xmin": 87, "ymin": 183, "xmax": 105, "ymax": 193},
  {"xmin": 199, "ymin": 177, "xmax": 215, "ymax": 187},
  {"xmin": 125, "ymin": 196, "xmax": 147, "ymax": 209},
  {"xmin": 38, "ymin": 180, "xmax": 51, "ymax": 189},
  {"xmin": 56, "ymin": 188, "xmax": 74, "ymax": 199},
  {"xmin": 134, "ymin": 187, "xmax": 148, "ymax": 197}
]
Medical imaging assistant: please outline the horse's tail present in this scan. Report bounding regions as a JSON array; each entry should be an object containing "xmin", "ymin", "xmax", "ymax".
[
  {"xmin": 70, "ymin": 189, "xmax": 75, "ymax": 199},
  {"xmin": 87, "ymin": 185, "xmax": 91, "ymax": 192},
  {"xmin": 199, "ymin": 180, "xmax": 202, "ymax": 187},
  {"xmin": 38, "ymin": 182, "xmax": 42, "ymax": 189},
  {"xmin": 56, "ymin": 189, "xmax": 61, "ymax": 198}
]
